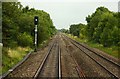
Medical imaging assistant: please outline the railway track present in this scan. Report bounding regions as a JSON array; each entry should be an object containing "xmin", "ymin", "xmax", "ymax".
[
  {"xmin": 2, "ymin": 33, "xmax": 119, "ymax": 78},
  {"xmin": 2, "ymin": 51, "xmax": 33, "ymax": 79},
  {"xmin": 62, "ymin": 35, "xmax": 87, "ymax": 78},
  {"xmin": 62, "ymin": 35, "xmax": 86, "ymax": 78},
  {"xmin": 33, "ymin": 40, "xmax": 61, "ymax": 78},
  {"xmin": 59, "ymin": 34, "xmax": 82, "ymax": 78},
  {"xmin": 66, "ymin": 47, "xmax": 86, "ymax": 78},
  {"xmin": 63, "ymin": 34, "xmax": 120, "ymax": 79},
  {"xmin": 2, "ymin": 35, "xmax": 61, "ymax": 79}
]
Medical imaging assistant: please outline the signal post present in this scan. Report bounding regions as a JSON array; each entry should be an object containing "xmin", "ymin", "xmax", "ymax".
[{"xmin": 34, "ymin": 16, "xmax": 38, "ymax": 52}]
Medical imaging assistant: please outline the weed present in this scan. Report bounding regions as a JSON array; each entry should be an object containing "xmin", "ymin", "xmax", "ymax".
[
  {"xmin": 1, "ymin": 47, "xmax": 31, "ymax": 75},
  {"xmin": 67, "ymin": 34, "xmax": 119, "ymax": 59}
]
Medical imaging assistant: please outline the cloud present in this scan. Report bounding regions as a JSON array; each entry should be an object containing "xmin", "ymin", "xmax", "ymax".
[{"xmin": 19, "ymin": 1, "xmax": 119, "ymax": 29}]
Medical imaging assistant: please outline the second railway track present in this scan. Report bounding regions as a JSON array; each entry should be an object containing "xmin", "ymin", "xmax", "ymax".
[
  {"xmin": 63, "ymin": 34, "xmax": 120, "ymax": 79},
  {"xmin": 2, "ymin": 33, "xmax": 119, "ymax": 78}
]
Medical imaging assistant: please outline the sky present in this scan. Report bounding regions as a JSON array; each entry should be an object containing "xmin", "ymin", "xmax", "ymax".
[{"xmin": 18, "ymin": 0, "xmax": 119, "ymax": 29}]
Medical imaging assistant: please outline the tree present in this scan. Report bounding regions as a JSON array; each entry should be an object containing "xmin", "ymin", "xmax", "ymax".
[
  {"xmin": 69, "ymin": 23, "xmax": 86, "ymax": 38},
  {"xmin": 2, "ymin": 2, "xmax": 56, "ymax": 48},
  {"xmin": 69, "ymin": 6, "xmax": 119, "ymax": 47},
  {"xmin": 85, "ymin": 6, "xmax": 119, "ymax": 47},
  {"xmin": 2, "ymin": 2, "xmax": 21, "ymax": 47}
]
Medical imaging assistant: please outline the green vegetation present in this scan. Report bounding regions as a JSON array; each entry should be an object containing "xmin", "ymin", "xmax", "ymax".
[
  {"xmin": 85, "ymin": 7, "xmax": 119, "ymax": 47},
  {"xmin": 65, "ymin": 7, "xmax": 120, "ymax": 58},
  {"xmin": 67, "ymin": 34, "xmax": 119, "ymax": 58},
  {"xmin": 69, "ymin": 23, "xmax": 86, "ymax": 39},
  {"xmin": 2, "ymin": 2, "xmax": 56, "ymax": 48},
  {"xmin": 2, "ymin": 2, "xmax": 56, "ymax": 75},
  {"xmin": 59, "ymin": 29, "xmax": 69, "ymax": 33},
  {"xmin": 2, "ymin": 47, "xmax": 31, "ymax": 75}
]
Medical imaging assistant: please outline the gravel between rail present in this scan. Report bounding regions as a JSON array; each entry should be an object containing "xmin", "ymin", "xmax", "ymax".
[
  {"xmin": 62, "ymin": 34, "xmax": 120, "ymax": 78},
  {"xmin": 3, "ymin": 35, "xmax": 57, "ymax": 79},
  {"xmin": 35, "ymin": 39, "xmax": 59, "ymax": 78},
  {"xmin": 2, "ymin": 33, "xmax": 120, "ymax": 79}
]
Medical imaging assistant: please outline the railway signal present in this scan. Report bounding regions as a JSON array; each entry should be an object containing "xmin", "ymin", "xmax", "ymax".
[{"xmin": 34, "ymin": 16, "xmax": 38, "ymax": 52}]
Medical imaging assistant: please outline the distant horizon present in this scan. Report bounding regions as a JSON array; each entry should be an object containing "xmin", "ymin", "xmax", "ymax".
[{"xmin": 19, "ymin": 1, "xmax": 118, "ymax": 29}]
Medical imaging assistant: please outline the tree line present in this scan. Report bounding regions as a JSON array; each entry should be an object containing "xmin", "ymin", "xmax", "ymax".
[
  {"xmin": 68, "ymin": 7, "xmax": 120, "ymax": 47},
  {"xmin": 2, "ymin": 2, "xmax": 56, "ymax": 48}
]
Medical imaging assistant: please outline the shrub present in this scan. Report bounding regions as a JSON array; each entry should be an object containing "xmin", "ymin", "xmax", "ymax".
[{"xmin": 17, "ymin": 32, "xmax": 33, "ymax": 47}]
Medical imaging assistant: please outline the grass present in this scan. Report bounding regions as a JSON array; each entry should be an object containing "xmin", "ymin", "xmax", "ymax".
[
  {"xmin": 66, "ymin": 34, "xmax": 119, "ymax": 59},
  {"xmin": 1, "ymin": 46, "xmax": 31, "ymax": 75},
  {"xmin": 1, "ymin": 37, "xmax": 51, "ymax": 75},
  {"xmin": 38, "ymin": 40, "xmax": 49, "ymax": 48}
]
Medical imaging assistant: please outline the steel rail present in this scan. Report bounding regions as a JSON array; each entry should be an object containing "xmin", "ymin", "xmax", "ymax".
[
  {"xmin": 2, "ymin": 50, "xmax": 33, "ymax": 79},
  {"xmin": 66, "ymin": 35, "xmax": 120, "ymax": 67},
  {"xmin": 68, "ymin": 38, "xmax": 119, "ymax": 79},
  {"xmin": 33, "ymin": 40, "xmax": 61, "ymax": 79},
  {"xmin": 33, "ymin": 42, "xmax": 55, "ymax": 79},
  {"xmin": 58, "ymin": 44, "xmax": 61, "ymax": 79},
  {"xmin": 61, "ymin": 34, "xmax": 119, "ymax": 78},
  {"xmin": 71, "ymin": 53, "xmax": 86, "ymax": 78},
  {"xmin": 63, "ymin": 36, "xmax": 86, "ymax": 78}
]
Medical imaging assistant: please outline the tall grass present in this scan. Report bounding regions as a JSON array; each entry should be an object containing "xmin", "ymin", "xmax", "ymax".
[
  {"xmin": 1, "ymin": 37, "xmax": 51, "ymax": 75},
  {"xmin": 1, "ymin": 47, "xmax": 31, "ymax": 75},
  {"xmin": 66, "ymin": 34, "xmax": 119, "ymax": 59}
]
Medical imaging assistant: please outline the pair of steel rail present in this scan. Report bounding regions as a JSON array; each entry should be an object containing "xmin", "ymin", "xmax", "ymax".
[{"xmin": 64, "ymin": 35, "xmax": 120, "ymax": 79}]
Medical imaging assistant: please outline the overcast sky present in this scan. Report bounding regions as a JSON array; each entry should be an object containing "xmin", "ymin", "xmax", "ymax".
[{"xmin": 19, "ymin": 0, "xmax": 119, "ymax": 29}]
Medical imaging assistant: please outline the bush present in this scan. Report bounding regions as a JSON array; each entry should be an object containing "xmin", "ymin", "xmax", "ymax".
[
  {"xmin": 17, "ymin": 32, "xmax": 33, "ymax": 47},
  {"xmin": 7, "ymin": 40, "xmax": 18, "ymax": 48}
]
